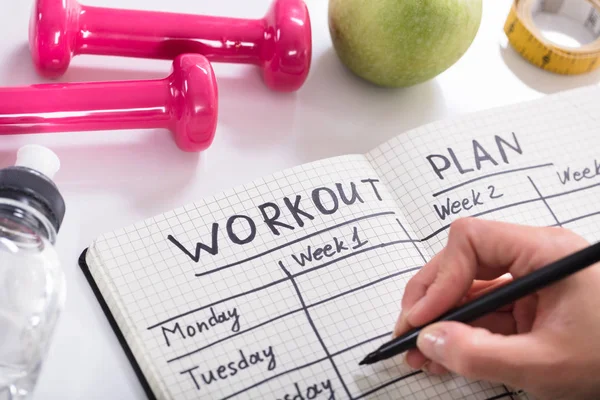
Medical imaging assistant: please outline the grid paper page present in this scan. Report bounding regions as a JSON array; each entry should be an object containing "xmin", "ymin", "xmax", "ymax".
[
  {"xmin": 366, "ymin": 84, "xmax": 600, "ymax": 255},
  {"xmin": 80, "ymin": 84, "xmax": 600, "ymax": 400},
  {"xmin": 87, "ymin": 153, "xmax": 508, "ymax": 400}
]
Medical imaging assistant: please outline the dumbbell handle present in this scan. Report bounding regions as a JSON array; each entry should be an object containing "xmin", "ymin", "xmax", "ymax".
[
  {"xmin": 0, "ymin": 80, "xmax": 170, "ymax": 134},
  {"xmin": 78, "ymin": 5, "xmax": 265, "ymax": 64}
]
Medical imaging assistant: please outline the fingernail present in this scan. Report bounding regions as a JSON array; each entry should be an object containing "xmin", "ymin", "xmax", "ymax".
[
  {"xmin": 427, "ymin": 362, "xmax": 449, "ymax": 376},
  {"xmin": 402, "ymin": 353, "xmax": 410, "ymax": 367},
  {"xmin": 393, "ymin": 312, "xmax": 407, "ymax": 339},
  {"xmin": 417, "ymin": 326, "xmax": 447, "ymax": 362},
  {"xmin": 407, "ymin": 296, "xmax": 427, "ymax": 320},
  {"xmin": 421, "ymin": 360, "xmax": 431, "ymax": 373}
]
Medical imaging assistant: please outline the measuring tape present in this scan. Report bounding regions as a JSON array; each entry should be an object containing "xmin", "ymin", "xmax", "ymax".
[{"xmin": 504, "ymin": 0, "xmax": 600, "ymax": 75}]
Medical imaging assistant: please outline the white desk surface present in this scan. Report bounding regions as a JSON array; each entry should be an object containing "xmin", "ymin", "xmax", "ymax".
[{"xmin": 1, "ymin": 0, "xmax": 598, "ymax": 398}]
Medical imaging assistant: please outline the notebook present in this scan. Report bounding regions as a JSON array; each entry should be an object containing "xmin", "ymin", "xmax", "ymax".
[{"xmin": 79, "ymin": 84, "xmax": 600, "ymax": 400}]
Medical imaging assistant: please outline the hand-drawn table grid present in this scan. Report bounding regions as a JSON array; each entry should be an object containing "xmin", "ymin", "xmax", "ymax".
[{"xmin": 131, "ymin": 162, "xmax": 600, "ymax": 400}]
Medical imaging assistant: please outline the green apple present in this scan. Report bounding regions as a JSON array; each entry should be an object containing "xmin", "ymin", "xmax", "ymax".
[{"xmin": 328, "ymin": 0, "xmax": 482, "ymax": 87}]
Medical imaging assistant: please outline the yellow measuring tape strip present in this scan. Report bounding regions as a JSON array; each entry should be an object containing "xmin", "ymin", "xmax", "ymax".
[{"xmin": 504, "ymin": 0, "xmax": 600, "ymax": 75}]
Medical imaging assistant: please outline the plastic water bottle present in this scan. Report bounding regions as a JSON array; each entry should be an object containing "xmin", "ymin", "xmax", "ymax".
[{"xmin": 0, "ymin": 145, "xmax": 66, "ymax": 399}]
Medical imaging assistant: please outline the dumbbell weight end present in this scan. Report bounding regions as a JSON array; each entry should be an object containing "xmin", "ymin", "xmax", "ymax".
[
  {"xmin": 0, "ymin": 54, "xmax": 218, "ymax": 152},
  {"xmin": 29, "ymin": 0, "xmax": 311, "ymax": 91}
]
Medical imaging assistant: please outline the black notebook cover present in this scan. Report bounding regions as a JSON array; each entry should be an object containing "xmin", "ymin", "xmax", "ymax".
[{"xmin": 78, "ymin": 248, "xmax": 157, "ymax": 400}]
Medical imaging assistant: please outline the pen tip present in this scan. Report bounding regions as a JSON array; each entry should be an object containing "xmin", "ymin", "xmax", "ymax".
[{"xmin": 359, "ymin": 352, "xmax": 377, "ymax": 366}]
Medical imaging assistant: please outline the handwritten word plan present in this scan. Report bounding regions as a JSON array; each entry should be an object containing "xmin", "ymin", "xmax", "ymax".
[{"xmin": 82, "ymin": 85, "xmax": 600, "ymax": 400}]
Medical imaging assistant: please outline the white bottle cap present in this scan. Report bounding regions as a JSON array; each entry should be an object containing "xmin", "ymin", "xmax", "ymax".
[{"xmin": 15, "ymin": 144, "xmax": 61, "ymax": 180}]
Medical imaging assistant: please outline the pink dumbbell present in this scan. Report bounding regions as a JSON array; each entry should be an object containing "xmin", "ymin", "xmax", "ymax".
[
  {"xmin": 29, "ymin": 0, "xmax": 312, "ymax": 92},
  {"xmin": 0, "ymin": 54, "xmax": 218, "ymax": 152}
]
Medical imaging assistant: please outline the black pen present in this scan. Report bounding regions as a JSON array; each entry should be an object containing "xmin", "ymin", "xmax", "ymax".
[{"xmin": 359, "ymin": 241, "xmax": 600, "ymax": 366}]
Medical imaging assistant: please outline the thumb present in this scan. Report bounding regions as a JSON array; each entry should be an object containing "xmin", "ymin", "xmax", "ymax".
[{"xmin": 416, "ymin": 321, "xmax": 544, "ymax": 387}]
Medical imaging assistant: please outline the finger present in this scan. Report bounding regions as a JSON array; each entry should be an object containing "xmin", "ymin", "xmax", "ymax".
[
  {"xmin": 404, "ymin": 313, "xmax": 517, "ymax": 371},
  {"xmin": 416, "ymin": 321, "xmax": 549, "ymax": 388},
  {"xmin": 404, "ymin": 349, "xmax": 427, "ymax": 370},
  {"xmin": 471, "ymin": 312, "xmax": 517, "ymax": 336},
  {"xmin": 404, "ymin": 218, "xmax": 480, "ymax": 326},
  {"xmin": 396, "ymin": 275, "xmax": 515, "ymax": 337},
  {"xmin": 405, "ymin": 218, "xmax": 588, "ymax": 327},
  {"xmin": 401, "ymin": 252, "xmax": 442, "ymax": 311},
  {"xmin": 467, "ymin": 275, "xmax": 513, "ymax": 299},
  {"xmin": 460, "ymin": 275, "xmax": 515, "ymax": 309},
  {"xmin": 467, "ymin": 279, "xmax": 503, "ymax": 294},
  {"xmin": 394, "ymin": 254, "xmax": 441, "ymax": 337},
  {"xmin": 424, "ymin": 362, "xmax": 448, "ymax": 375},
  {"xmin": 452, "ymin": 219, "xmax": 589, "ymax": 280},
  {"xmin": 405, "ymin": 350, "xmax": 448, "ymax": 376},
  {"xmin": 398, "ymin": 246, "xmax": 513, "ymax": 338},
  {"xmin": 512, "ymin": 294, "xmax": 538, "ymax": 334}
]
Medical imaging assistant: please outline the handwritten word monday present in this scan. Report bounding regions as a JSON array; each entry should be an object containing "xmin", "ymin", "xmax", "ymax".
[{"xmin": 167, "ymin": 178, "xmax": 384, "ymax": 262}]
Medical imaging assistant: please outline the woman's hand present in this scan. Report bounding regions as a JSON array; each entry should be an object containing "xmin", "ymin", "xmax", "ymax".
[{"xmin": 393, "ymin": 218, "xmax": 600, "ymax": 400}]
